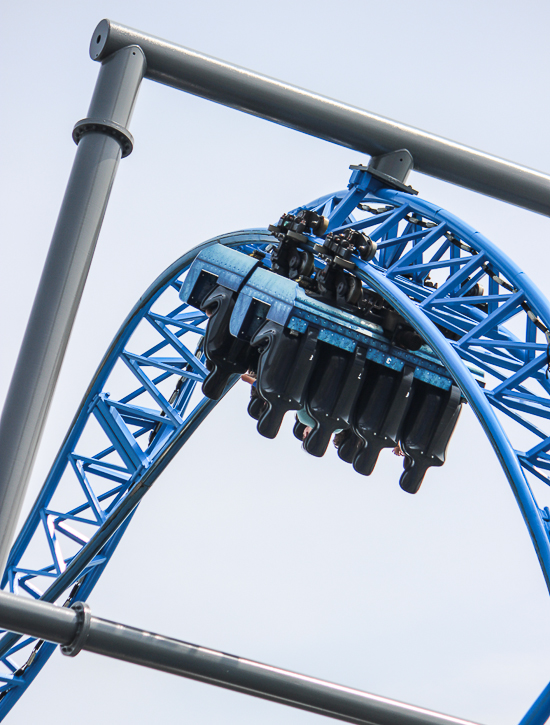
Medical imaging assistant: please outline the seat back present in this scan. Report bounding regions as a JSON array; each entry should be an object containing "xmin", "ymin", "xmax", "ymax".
[
  {"xmin": 304, "ymin": 344, "xmax": 367, "ymax": 457},
  {"xmin": 398, "ymin": 383, "xmax": 462, "ymax": 493},
  {"xmin": 251, "ymin": 322, "xmax": 319, "ymax": 439},
  {"xmin": 352, "ymin": 365, "xmax": 415, "ymax": 476}
]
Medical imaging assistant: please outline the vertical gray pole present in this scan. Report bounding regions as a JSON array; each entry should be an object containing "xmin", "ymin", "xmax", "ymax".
[{"xmin": 0, "ymin": 44, "xmax": 146, "ymax": 573}]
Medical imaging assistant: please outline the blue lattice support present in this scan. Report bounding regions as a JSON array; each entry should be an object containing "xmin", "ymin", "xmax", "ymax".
[{"xmin": 2, "ymin": 176, "xmax": 550, "ymax": 720}]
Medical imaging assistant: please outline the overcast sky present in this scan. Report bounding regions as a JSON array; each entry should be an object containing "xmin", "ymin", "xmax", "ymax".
[{"xmin": 2, "ymin": 1, "xmax": 550, "ymax": 724}]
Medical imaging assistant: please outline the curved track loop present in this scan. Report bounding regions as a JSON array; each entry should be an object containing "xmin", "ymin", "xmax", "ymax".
[
  {"xmin": 0, "ymin": 230, "xmax": 272, "ymax": 716},
  {"xmin": 316, "ymin": 186, "xmax": 550, "ymax": 586},
  {"xmin": 2, "ymin": 175, "xmax": 550, "ymax": 718}
]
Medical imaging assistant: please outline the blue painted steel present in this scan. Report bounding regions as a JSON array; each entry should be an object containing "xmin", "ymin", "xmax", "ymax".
[
  {"xmin": 2, "ymin": 167, "xmax": 550, "ymax": 720},
  {"xmin": 186, "ymin": 246, "xmax": 460, "ymax": 388},
  {"xmin": 518, "ymin": 680, "xmax": 550, "ymax": 725},
  {"xmin": 229, "ymin": 265, "xmax": 386, "ymax": 340},
  {"xmin": 284, "ymin": 170, "xmax": 550, "ymax": 604},
  {"xmin": 0, "ymin": 230, "xmax": 271, "ymax": 717}
]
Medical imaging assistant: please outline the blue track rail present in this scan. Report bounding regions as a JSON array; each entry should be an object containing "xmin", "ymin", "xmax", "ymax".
[{"xmin": 2, "ymin": 167, "xmax": 550, "ymax": 720}]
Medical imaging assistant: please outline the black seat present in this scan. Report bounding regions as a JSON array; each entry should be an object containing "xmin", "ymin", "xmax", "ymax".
[
  {"xmin": 200, "ymin": 286, "xmax": 254, "ymax": 400},
  {"xmin": 398, "ymin": 383, "xmax": 462, "ymax": 494},
  {"xmin": 251, "ymin": 322, "xmax": 319, "ymax": 439},
  {"xmin": 352, "ymin": 365, "xmax": 415, "ymax": 476},
  {"xmin": 247, "ymin": 384, "xmax": 267, "ymax": 420},
  {"xmin": 303, "ymin": 344, "xmax": 367, "ymax": 458},
  {"xmin": 293, "ymin": 417, "xmax": 308, "ymax": 441},
  {"xmin": 335, "ymin": 428, "xmax": 364, "ymax": 463}
]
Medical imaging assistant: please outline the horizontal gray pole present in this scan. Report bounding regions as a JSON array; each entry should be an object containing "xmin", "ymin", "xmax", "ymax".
[
  {"xmin": 90, "ymin": 19, "xmax": 550, "ymax": 217},
  {"xmin": 0, "ymin": 591, "xmax": 478, "ymax": 725}
]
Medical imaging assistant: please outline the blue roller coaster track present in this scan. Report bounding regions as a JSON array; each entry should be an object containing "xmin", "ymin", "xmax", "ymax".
[{"xmin": 2, "ymin": 166, "xmax": 550, "ymax": 719}]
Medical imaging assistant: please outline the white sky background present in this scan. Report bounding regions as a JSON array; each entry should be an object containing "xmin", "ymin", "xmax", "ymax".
[{"xmin": 2, "ymin": 1, "xmax": 550, "ymax": 723}]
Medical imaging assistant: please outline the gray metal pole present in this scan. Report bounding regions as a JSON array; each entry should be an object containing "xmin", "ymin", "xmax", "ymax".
[
  {"xmin": 90, "ymin": 19, "xmax": 550, "ymax": 218},
  {"xmin": 0, "ymin": 45, "xmax": 146, "ymax": 574},
  {"xmin": 0, "ymin": 591, "xmax": 479, "ymax": 725}
]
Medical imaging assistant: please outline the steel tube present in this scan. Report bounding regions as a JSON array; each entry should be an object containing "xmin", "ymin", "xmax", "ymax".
[
  {"xmin": 91, "ymin": 19, "xmax": 550, "ymax": 217},
  {"xmin": 0, "ymin": 591, "xmax": 76, "ymax": 644},
  {"xmin": 518, "ymin": 681, "xmax": 550, "ymax": 725},
  {"xmin": 0, "ymin": 45, "xmax": 146, "ymax": 574},
  {"xmin": 0, "ymin": 592, "xmax": 478, "ymax": 725}
]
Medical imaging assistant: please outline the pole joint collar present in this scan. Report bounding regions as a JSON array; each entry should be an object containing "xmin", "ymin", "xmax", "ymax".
[
  {"xmin": 73, "ymin": 118, "xmax": 134, "ymax": 158},
  {"xmin": 61, "ymin": 601, "xmax": 91, "ymax": 657}
]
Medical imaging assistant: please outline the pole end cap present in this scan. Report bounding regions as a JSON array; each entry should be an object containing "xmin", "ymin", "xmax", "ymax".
[{"xmin": 90, "ymin": 19, "xmax": 111, "ymax": 61}]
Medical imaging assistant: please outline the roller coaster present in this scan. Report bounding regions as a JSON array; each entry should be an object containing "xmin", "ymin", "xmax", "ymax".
[{"xmin": 1, "ymin": 19, "xmax": 550, "ymax": 725}]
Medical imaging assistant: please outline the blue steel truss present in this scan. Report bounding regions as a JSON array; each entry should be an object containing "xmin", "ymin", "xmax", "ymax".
[{"xmin": 1, "ymin": 168, "xmax": 550, "ymax": 721}]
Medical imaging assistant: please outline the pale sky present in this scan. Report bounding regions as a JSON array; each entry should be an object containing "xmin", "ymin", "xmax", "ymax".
[{"xmin": 2, "ymin": 1, "xmax": 550, "ymax": 723}]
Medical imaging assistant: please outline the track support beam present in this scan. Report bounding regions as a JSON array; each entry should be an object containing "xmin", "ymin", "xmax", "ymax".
[
  {"xmin": 0, "ymin": 591, "xmax": 479, "ymax": 725},
  {"xmin": 0, "ymin": 44, "xmax": 146, "ymax": 573},
  {"xmin": 91, "ymin": 18, "xmax": 550, "ymax": 217}
]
